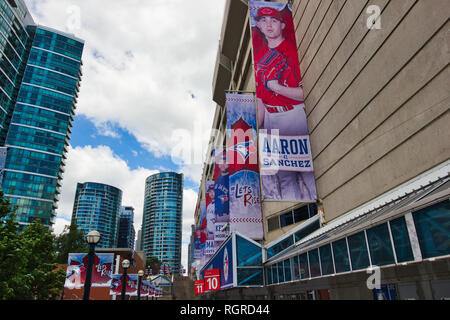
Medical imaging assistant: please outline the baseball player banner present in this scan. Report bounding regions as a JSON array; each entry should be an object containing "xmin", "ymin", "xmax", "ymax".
[
  {"xmin": 213, "ymin": 150, "xmax": 230, "ymax": 250},
  {"xmin": 65, "ymin": 253, "xmax": 114, "ymax": 289},
  {"xmin": 193, "ymin": 225, "xmax": 202, "ymax": 262},
  {"xmin": 249, "ymin": 1, "xmax": 317, "ymax": 202},
  {"xmin": 225, "ymin": 93, "xmax": 263, "ymax": 240}
]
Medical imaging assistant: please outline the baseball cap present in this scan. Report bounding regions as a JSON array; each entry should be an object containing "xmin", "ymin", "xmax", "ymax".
[
  {"xmin": 255, "ymin": 7, "xmax": 283, "ymax": 22},
  {"xmin": 207, "ymin": 184, "xmax": 214, "ymax": 192}
]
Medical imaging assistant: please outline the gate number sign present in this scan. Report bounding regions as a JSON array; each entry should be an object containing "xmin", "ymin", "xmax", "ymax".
[
  {"xmin": 195, "ymin": 280, "xmax": 204, "ymax": 294},
  {"xmin": 204, "ymin": 269, "xmax": 220, "ymax": 292}
]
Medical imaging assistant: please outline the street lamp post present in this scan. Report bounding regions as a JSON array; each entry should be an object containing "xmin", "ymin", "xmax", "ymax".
[
  {"xmin": 83, "ymin": 230, "xmax": 101, "ymax": 301},
  {"xmin": 121, "ymin": 259, "xmax": 130, "ymax": 301},
  {"xmin": 137, "ymin": 270, "xmax": 144, "ymax": 300}
]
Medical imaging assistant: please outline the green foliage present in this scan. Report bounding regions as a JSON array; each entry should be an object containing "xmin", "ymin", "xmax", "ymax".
[
  {"xmin": 0, "ymin": 190, "xmax": 66, "ymax": 300},
  {"xmin": 55, "ymin": 223, "xmax": 88, "ymax": 264},
  {"xmin": 146, "ymin": 256, "xmax": 162, "ymax": 275}
]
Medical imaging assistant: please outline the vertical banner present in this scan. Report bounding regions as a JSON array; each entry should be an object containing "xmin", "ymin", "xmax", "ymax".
[
  {"xmin": 249, "ymin": 1, "xmax": 317, "ymax": 202},
  {"xmin": 193, "ymin": 225, "xmax": 201, "ymax": 263},
  {"xmin": 0, "ymin": 147, "xmax": 7, "ymax": 186},
  {"xmin": 213, "ymin": 150, "xmax": 230, "ymax": 249},
  {"xmin": 110, "ymin": 274, "xmax": 138, "ymax": 296},
  {"xmin": 65, "ymin": 253, "xmax": 114, "ymax": 289},
  {"xmin": 225, "ymin": 93, "xmax": 264, "ymax": 240},
  {"xmin": 202, "ymin": 198, "xmax": 215, "ymax": 261},
  {"xmin": 199, "ymin": 198, "xmax": 207, "ymax": 267}
]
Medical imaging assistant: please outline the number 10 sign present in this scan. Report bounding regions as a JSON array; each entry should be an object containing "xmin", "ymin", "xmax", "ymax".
[{"xmin": 204, "ymin": 269, "xmax": 220, "ymax": 292}]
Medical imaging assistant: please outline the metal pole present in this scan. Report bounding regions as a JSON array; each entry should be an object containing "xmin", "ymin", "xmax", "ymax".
[
  {"xmin": 121, "ymin": 267, "xmax": 128, "ymax": 301},
  {"xmin": 137, "ymin": 275, "xmax": 142, "ymax": 301},
  {"xmin": 83, "ymin": 243, "xmax": 95, "ymax": 300}
]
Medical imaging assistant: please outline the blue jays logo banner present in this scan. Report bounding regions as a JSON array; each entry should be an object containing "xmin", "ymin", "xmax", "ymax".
[
  {"xmin": 226, "ymin": 93, "xmax": 263, "ymax": 240},
  {"xmin": 249, "ymin": 0, "xmax": 318, "ymax": 202},
  {"xmin": 110, "ymin": 274, "xmax": 138, "ymax": 296},
  {"xmin": 65, "ymin": 253, "xmax": 114, "ymax": 288}
]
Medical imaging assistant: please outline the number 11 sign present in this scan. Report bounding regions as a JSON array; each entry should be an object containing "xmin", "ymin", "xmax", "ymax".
[
  {"xmin": 195, "ymin": 280, "xmax": 204, "ymax": 294},
  {"xmin": 204, "ymin": 269, "xmax": 220, "ymax": 292}
]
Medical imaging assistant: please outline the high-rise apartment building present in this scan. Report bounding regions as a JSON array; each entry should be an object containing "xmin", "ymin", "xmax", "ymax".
[
  {"xmin": 118, "ymin": 206, "xmax": 136, "ymax": 249},
  {"xmin": 0, "ymin": 0, "xmax": 84, "ymax": 229},
  {"xmin": 141, "ymin": 172, "xmax": 183, "ymax": 274},
  {"xmin": 71, "ymin": 182, "xmax": 122, "ymax": 249}
]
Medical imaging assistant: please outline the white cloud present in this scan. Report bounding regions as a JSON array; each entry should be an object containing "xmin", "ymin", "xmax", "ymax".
[
  {"xmin": 51, "ymin": 216, "xmax": 71, "ymax": 236},
  {"xmin": 24, "ymin": 0, "xmax": 225, "ymax": 183}
]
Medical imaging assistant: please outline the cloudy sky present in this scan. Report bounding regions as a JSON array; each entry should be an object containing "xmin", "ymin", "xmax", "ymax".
[{"xmin": 23, "ymin": 0, "xmax": 226, "ymax": 273}]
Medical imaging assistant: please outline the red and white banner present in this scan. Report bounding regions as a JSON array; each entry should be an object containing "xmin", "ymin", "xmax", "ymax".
[{"xmin": 249, "ymin": 0, "xmax": 317, "ymax": 202}]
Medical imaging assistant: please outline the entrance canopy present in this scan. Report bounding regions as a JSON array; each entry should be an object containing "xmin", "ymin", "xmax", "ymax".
[{"xmin": 200, "ymin": 232, "xmax": 264, "ymax": 289}]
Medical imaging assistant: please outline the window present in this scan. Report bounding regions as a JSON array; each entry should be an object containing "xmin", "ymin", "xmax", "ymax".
[
  {"xmin": 272, "ymin": 264, "xmax": 279, "ymax": 284},
  {"xmin": 237, "ymin": 235, "xmax": 262, "ymax": 267},
  {"xmin": 268, "ymin": 216, "xmax": 280, "ymax": 232},
  {"xmin": 237, "ymin": 268, "xmax": 264, "ymax": 286},
  {"xmin": 389, "ymin": 216, "xmax": 414, "ymax": 263},
  {"xmin": 366, "ymin": 223, "xmax": 395, "ymax": 266},
  {"xmin": 293, "ymin": 205, "xmax": 309, "ymax": 223},
  {"xmin": 266, "ymin": 267, "xmax": 272, "ymax": 285},
  {"xmin": 332, "ymin": 238, "xmax": 351, "ymax": 273},
  {"xmin": 280, "ymin": 211, "xmax": 294, "ymax": 228},
  {"xmin": 413, "ymin": 200, "xmax": 450, "ymax": 259},
  {"xmin": 284, "ymin": 259, "xmax": 292, "ymax": 282},
  {"xmin": 292, "ymin": 256, "xmax": 300, "ymax": 281},
  {"xmin": 267, "ymin": 236, "xmax": 294, "ymax": 259},
  {"xmin": 308, "ymin": 249, "xmax": 321, "ymax": 278},
  {"xmin": 299, "ymin": 253, "xmax": 309, "ymax": 279},
  {"xmin": 319, "ymin": 244, "xmax": 334, "ymax": 275},
  {"xmin": 348, "ymin": 231, "xmax": 370, "ymax": 270},
  {"xmin": 278, "ymin": 262, "xmax": 285, "ymax": 283}
]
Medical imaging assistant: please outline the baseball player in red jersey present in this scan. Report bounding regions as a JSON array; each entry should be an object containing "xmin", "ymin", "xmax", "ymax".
[{"xmin": 254, "ymin": 6, "xmax": 316, "ymax": 201}]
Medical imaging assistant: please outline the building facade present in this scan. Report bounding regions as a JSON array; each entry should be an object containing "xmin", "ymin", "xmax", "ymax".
[
  {"xmin": 141, "ymin": 172, "xmax": 183, "ymax": 274},
  {"xmin": 193, "ymin": 0, "xmax": 450, "ymax": 300},
  {"xmin": 0, "ymin": 0, "xmax": 84, "ymax": 229},
  {"xmin": 118, "ymin": 206, "xmax": 136, "ymax": 249},
  {"xmin": 71, "ymin": 182, "xmax": 123, "ymax": 249}
]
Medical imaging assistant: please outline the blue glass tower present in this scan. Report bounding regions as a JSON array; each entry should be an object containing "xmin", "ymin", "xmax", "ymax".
[
  {"xmin": 141, "ymin": 172, "xmax": 183, "ymax": 274},
  {"xmin": 118, "ymin": 206, "xmax": 136, "ymax": 249},
  {"xmin": 0, "ymin": 0, "xmax": 84, "ymax": 229},
  {"xmin": 71, "ymin": 182, "xmax": 123, "ymax": 249}
]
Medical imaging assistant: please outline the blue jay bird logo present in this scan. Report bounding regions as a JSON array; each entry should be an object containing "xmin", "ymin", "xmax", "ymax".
[{"xmin": 228, "ymin": 141, "xmax": 255, "ymax": 162}]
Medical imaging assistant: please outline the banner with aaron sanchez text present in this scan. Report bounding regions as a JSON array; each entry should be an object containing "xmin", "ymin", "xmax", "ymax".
[
  {"xmin": 225, "ymin": 93, "xmax": 263, "ymax": 240},
  {"xmin": 249, "ymin": 0, "xmax": 317, "ymax": 202}
]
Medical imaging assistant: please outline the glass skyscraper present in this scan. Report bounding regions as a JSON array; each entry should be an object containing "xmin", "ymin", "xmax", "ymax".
[
  {"xmin": 118, "ymin": 206, "xmax": 136, "ymax": 249},
  {"xmin": 71, "ymin": 182, "xmax": 122, "ymax": 249},
  {"xmin": 141, "ymin": 172, "xmax": 183, "ymax": 274},
  {"xmin": 0, "ymin": 0, "xmax": 84, "ymax": 229}
]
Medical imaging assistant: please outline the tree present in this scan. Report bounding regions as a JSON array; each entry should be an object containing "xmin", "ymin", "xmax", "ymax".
[
  {"xmin": 55, "ymin": 223, "xmax": 88, "ymax": 264},
  {"xmin": 0, "ymin": 191, "xmax": 66, "ymax": 300},
  {"xmin": 146, "ymin": 256, "xmax": 162, "ymax": 275}
]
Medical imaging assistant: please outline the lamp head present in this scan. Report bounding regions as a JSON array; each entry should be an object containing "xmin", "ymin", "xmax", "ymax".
[
  {"xmin": 86, "ymin": 230, "xmax": 101, "ymax": 244},
  {"xmin": 122, "ymin": 259, "xmax": 131, "ymax": 269}
]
